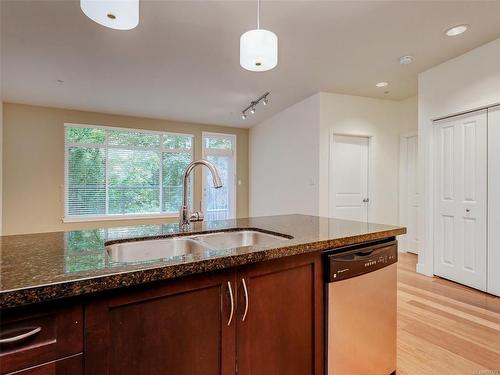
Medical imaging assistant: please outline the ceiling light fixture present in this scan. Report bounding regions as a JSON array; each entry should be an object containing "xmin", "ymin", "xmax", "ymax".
[
  {"xmin": 240, "ymin": 0, "xmax": 278, "ymax": 72},
  {"xmin": 445, "ymin": 24, "xmax": 469, "ymax": 37},
  {"xmin": 376, "ymin": 82, "xmax": 388, "ymax": 88},
  {"xmin": 81, "ymin": 0, "xmax": 139, "ymax": 30},
  {"xmin": 399, "ymin": 55, "xmax": 413, "ymax": 65},
  {"xmin": 241, "ymin": 92, "xmax": 270, "ymax": 119}
]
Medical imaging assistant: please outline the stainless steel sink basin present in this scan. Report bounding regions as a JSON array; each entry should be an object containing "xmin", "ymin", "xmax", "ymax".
[
  {"xmin": 106, "ymin": 238, "xmax": 209, "ymax": 263},
  {"xmin": 106, "ymin": 230, "xmax": 291, "ymax": 263},
  {"xmin": 192, "ymin": 230, "xmax": 289, "ymax": 249}
]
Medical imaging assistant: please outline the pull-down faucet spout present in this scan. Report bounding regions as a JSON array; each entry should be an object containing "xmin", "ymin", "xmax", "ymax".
[{"xmin": 179, "ymin": 159, "xmax": 223, "ymax": 231}]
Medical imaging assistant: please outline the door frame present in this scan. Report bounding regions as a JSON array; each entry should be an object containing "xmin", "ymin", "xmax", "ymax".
[
  {"xmin": 399, "ymin": 131, "xmax": 418, "ymax": 254},
  {"xmin": 329, "ymin": 130, "xmax": 373, "ymax": 222}
]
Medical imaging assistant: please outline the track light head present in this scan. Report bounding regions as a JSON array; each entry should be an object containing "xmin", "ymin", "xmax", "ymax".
[
  {"xmin": 250, "ymin": 107, "xmax": 256, "ymax": 114},
  {"xmin": 263, "ymin": 97, "xmax": 269, "ymax": 105},
  {"xmin": 241, "ymin": 113, "xmax": 247, "ymax": 120}
]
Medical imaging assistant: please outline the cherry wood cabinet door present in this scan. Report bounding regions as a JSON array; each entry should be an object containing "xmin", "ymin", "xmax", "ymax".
[
  {"xmin": 236, "ymin": 252, "xmax": 324, "ymax": 375},
  {"xmin": 85, "ymin": 270, "xmax": 237, "ymax": 375}
]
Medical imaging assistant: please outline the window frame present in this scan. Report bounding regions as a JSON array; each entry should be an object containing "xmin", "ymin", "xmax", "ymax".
[
  {"xmin": 201, "ymin": 131, "xmax": 237, "ymax": 220},
  {"xmin": 63, "ymin": 123, "xmax": 194, "ymax": 223}
]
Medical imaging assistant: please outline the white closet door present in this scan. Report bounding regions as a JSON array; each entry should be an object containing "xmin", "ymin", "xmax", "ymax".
[
  {"xmin": 434, "ymin": 110, "xmax": 487, "ymax": 291},
  {"xmin": 488, "ymin": 106, "xmax": 500, "ymax": 296},
  {"xmin": 329, "ymin": 135, "xmax": 369, "ymax": 222}
]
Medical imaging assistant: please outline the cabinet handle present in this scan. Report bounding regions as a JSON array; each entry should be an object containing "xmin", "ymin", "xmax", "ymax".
[
  {"xmin": 241, "ymin": 278, "xmax": 249, "ymax": 322},
  {"xmin": 227, "ymin": 281, "xmax": 234, "ymax": 326},
  {"xmin": 0, "ymin": 327, "xmax": 41, "ymax": 344}
]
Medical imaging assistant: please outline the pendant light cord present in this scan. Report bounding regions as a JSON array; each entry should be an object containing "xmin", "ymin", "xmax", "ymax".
[{"xmin": 257, "ymin": 0, "xmax": 260, "ymax": 29}]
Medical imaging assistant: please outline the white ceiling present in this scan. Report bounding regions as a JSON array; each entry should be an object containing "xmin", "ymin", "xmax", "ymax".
[{"xmin": 2, "ymin": 1, "xmax": 500, "ymax": 127}]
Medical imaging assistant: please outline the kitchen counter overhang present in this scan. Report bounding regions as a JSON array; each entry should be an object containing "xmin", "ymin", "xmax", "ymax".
[{"xmin": 0, "ymin": 214, "xmax": 405, "ymax": 309}]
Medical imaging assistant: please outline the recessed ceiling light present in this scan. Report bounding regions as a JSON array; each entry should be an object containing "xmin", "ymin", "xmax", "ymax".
[
  {"xmin": 399, "ymin": 55, "xmax": 413, "ymax": 65},
  {"xmin": 445, "ymin": 24, "xmax": 469, "ymax": 37},
  {"xmin": 376, "ymin": 82, "xmax": 388, "ymax": 88}
]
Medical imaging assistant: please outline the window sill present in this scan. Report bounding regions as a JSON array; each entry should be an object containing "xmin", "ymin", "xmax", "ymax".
[{"xmin": 62, "ymin": 213, "xmax": 179, "ymax": 223}]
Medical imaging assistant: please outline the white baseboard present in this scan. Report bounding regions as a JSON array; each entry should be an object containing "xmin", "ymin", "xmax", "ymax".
[{"xmin": 416, "ymin": 262, "xmax": 434, "ymax": 277}]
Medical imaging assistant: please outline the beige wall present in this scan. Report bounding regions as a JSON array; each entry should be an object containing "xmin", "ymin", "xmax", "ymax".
[
  {"xmin": 249, "ymin": 94, "xmax": 321, "ymax": 217},
  {"xmin": 319, "ymin": 93, "xmax": 418, "ymax": 225},
  {"xmin": 0, "ymin": 102, "xmax": 3, "ymax": 235},
  {"xmin": 249, "ymin": 92, "xmax": 418, "ymax": 227},
  {"xmin": 2, "ymin": 103, "xmax": 249, "ymax": 235}
]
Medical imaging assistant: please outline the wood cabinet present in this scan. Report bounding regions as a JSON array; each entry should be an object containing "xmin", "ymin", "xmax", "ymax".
[
  {"xmin": 84, "ymin": 252, "xmax": 324, "ymax": 375},
  {"xmin": 5, "ymin": 355, "xmax": 83, "ymax": 375},
  {"xmin": 0, "ymin": 302, "xmax": 83, "ymax": 375},
  {"xmin": 236, "ymin": 252, "xmax": 324, "ymax": 375},
  {"xmin": 85, "ymin": 270, "xmax": 237, "ymax": 375}
]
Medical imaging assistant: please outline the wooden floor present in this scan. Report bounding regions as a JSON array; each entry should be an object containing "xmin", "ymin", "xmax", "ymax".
[{"xmin": 397, "ymin": 252, "xmax": 500, "ymax": 374}]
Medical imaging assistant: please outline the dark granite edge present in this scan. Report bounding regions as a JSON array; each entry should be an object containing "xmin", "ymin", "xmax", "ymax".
[{"xmin": 0, "ymin": 227, "xmax": 405, "ymax": 309}]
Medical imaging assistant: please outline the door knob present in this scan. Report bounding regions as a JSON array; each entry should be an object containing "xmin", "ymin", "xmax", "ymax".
[
  {"xmin": 362, "ymin": 198, "xmax": 369, "ymax": 203},
  {"xmin": 466, "ymin": 208, "xmax": 470, "ymax": 213}
]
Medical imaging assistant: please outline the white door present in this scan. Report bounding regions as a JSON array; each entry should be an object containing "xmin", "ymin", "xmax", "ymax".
[
  {"xmin": 433, "ymin": 110, "xmax": 487, "ymax": 291},
  {"xmin": 400, "ymin": 135, "xmax": 420, "ymax": 254},
  {"xmin": 488, "ymin": 105, "xmax": 500, "ymax": 296},
  {"xmin": 329, "ymin": 135, "xmax": 369, "ymax": 221}
]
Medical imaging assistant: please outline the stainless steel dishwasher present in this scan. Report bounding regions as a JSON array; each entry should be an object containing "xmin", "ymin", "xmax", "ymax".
[{"xmin": 324, "ymin": 238, "xmax": 398, "ymax": 375}]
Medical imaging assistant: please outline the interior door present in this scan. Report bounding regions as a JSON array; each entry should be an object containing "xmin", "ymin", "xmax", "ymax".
[
  {"xmin": 433, "ymin": 109, "xmax": 487, "ymax": 291},
  {"xmin": 329, "ymin": 135, "xmax": 369, "ymax": 221},
  {"xmin": 404, "ymin": 135, "xmax": 420, "ymax": 254},
  {"xmin": 488, "ymin": 105, "xmax": 500, "ymax": 297}
]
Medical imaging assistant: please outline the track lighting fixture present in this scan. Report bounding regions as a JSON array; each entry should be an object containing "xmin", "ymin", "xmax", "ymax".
[{"xmin": 241, "ymin": 92, "xmax": 270, "ymax": 120}]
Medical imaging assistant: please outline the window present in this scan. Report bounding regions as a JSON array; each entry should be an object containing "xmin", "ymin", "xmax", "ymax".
[
  {"xmin": 64, "ymin": 124, "xmax": 193, "ymax": 220},
  {"xmin": 202, "ymin": 132, "xmax": 236, "ymax": 221}
]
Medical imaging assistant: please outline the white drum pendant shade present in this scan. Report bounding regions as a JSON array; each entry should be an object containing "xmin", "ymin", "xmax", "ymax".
[
  {"xmin": 240, "ymin": 29, "xmax": 278, "ymax": 72},
  {"xmin": 81, "ymin": 0, "xmax": 139, "ymax": 30}
]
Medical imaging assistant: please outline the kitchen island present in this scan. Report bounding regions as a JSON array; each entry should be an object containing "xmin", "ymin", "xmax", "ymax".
[{"xmin": 0, "ymin": 214, "xmax": 405, "ymax": 375}]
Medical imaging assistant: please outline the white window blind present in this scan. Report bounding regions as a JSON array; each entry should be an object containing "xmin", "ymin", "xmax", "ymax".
[
  {"xmin": 64, "ymin": 124, "xmax": 193, "ymax": 220},
  {"xmin": 202, "ymin": 132, "xmax": 236, "ymax": 221}
]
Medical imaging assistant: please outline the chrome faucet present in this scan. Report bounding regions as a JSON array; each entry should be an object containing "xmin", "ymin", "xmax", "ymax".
[{"xmin": 179, "ymin": 159, "xmax": 223, "ymax": 231}]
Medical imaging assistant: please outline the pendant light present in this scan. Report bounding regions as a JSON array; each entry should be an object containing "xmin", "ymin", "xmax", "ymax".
[
  {"xmin": 81, "ymin": 0, "xmax": 139, "ymax": 30},
  {"xmin": 240, "ymin": 0, "xmax": 278, "ymax": 72}
]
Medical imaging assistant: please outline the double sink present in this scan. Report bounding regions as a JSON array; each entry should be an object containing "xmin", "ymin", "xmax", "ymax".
[{"xmin": 106, "ymin": 230, "xmax": 291, "ymax": 263}]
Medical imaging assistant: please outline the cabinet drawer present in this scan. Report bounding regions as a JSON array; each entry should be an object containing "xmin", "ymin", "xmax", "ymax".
[
  {"xmin": 0, "ymin": 303, "xmax": 83, "ymax": 375},
  {"xmin": 5, "ymin": 354, "xmax": 83, "ymax": 375}
]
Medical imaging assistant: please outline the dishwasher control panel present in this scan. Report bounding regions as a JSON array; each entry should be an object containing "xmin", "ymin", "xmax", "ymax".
[{"xmin": 325, "ymin": 239, "xmax": 397, "ymax": 282}]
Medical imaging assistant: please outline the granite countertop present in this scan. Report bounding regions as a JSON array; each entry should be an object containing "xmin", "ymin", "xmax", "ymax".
[{"xmin": 0, "ymin": 214, "xmax": 405, "ymax": 309}]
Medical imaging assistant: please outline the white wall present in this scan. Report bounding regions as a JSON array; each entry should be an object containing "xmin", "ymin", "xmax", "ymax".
[
  {"xmin": 249, "ymin": 92, "xmax": 417, "ymax": 223},
  {"xmin": 249, "ymin": 94, "xmax": 321, "ymax": 217},
  {"xmin": 418, "ymin": 37, "xmax": 500, "ymax": 276},
  {"xmin": 319, "ymin": 93, "xmax": 417, "ymax": 225}
]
